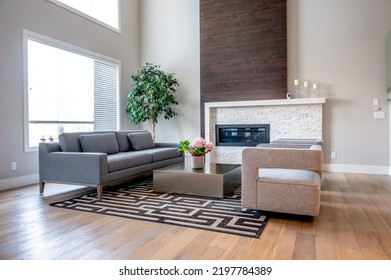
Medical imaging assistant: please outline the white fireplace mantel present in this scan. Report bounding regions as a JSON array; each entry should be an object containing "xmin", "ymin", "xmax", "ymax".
[{"xmin": 204, "ymin": 97, "xmax": 326, "ymax": 164}]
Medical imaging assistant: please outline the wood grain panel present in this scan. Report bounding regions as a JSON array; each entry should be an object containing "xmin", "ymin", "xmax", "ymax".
[{"xmin": 200, "ymin": 0, "xmax": 287, "ymax": 135}]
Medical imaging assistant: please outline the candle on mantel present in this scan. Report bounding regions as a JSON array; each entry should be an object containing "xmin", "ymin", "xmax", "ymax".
[
  {"xmin": 303, "ymin": 81, "xmax": 309, "ymax": 97},
  {"xmin": 294, "ymin": 79, "xmax": 300, "ymax": 98},
  {"xmin": 311, "ymin": 83, "xmax": 319, "ymax": 97}
]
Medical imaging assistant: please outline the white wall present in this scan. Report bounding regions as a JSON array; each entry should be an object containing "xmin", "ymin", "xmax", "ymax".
[
  {"xmin": 289, "ymin": 0, "xmax": 391, "ymax": 173},
  {"xmin": 139, "ymin": 0, "xmax": 200, "ymax": 143},
  {"xmin": 0, "ymin": 0, "xmax": 139, "ymax": 189}
]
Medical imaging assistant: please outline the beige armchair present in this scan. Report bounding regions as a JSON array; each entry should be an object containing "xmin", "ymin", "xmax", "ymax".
[{"xmin": 241, "ymin": 145, "xmax": 323, "ymax": 216}]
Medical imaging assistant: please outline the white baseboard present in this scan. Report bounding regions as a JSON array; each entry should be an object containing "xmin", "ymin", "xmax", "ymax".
[
  {"xmin": 323, "ymin": 163, "xmax": 390, "ymax": 175},
  {"xmin": 0, "ymin": 174, "xmax": 39, "ymax": 192}
]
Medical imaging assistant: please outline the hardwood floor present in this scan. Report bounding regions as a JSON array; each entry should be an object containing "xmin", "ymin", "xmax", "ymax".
[{"xmin": 1, "ymin": 172, "xmax": 391, "ymax": 260}]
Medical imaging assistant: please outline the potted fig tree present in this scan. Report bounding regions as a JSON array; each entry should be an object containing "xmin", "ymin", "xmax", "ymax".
[{"xmin": 125, "ymin": 63, "xmax": 179, "ymax": 141}]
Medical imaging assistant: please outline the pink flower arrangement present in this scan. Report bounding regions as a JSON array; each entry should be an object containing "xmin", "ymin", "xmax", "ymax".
[{"xmin": 178, "ymin": 137, "xmax": 215, "ymax": 157}]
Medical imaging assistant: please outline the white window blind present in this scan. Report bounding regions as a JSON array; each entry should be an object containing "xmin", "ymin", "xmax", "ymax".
[
  {"xmin": 94, "ymin": 61, "xmax": 119, "ymax": 131},
  {"xmin": 25, "ymin": 32, "xmax": 119, "ymax": 149}
]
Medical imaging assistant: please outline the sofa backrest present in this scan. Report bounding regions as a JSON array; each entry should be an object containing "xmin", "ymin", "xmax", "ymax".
[
  {"xmin": 58, "ymin": 130, "xmax": 147, "ymax": 152},
  {"xmin": 59, "ymin": 131, "xmax": 112, "ymax": 152}
]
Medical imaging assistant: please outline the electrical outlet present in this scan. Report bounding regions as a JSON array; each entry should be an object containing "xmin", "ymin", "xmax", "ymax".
[
  {"xmin": 331, "ymin": 152, "xmax": 337, "ymax": 159},
  {"xmin": 11, "ymin": 162, "xmax": 17, "ymax": 171}
]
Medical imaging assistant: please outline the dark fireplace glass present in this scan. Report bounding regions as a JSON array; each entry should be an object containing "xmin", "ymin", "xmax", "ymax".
[{"xmin": 216, "ymin": 124, "xmax": 270, "ymax": 146}]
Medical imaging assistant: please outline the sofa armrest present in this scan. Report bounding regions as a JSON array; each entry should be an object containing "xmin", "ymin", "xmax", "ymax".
[
  {"xmin": 39, "ymin": 142, "xmax": 108, "ymax": 184},
  {"xmin": 241, "ymin": 147, "xmax": 323, "ymax": 208},
  {"xmin": 242, "ymin": 147, "xmax": 322, "ymax": 171},
  {"xmin": 39, "ymin": 141, "xmax": 62, "ymax": 153}
]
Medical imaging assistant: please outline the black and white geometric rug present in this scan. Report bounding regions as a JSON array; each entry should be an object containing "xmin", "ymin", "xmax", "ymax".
[{"xmin": 50, "ymin": 178, "xmax": 268, "ymax": 238}]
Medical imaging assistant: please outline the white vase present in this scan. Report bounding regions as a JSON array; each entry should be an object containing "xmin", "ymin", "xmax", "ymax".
[{"xmin": 191, "ymin": 156, "xmax": 205, "ymax": 169}]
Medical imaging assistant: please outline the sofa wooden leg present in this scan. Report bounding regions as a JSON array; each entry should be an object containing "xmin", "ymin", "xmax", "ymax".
[
  {"xmin": 39, "ymin": 181, "xmax": 45, "ymax": 194},
  {"xmin": 97, "ymin": 185, "xmax": 103, "ymax": 200}
]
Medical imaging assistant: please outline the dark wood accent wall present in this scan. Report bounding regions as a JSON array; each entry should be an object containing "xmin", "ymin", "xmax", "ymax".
[{"xmin": 200, "ymin": 0, "xmax": 287, "ymax": 136}]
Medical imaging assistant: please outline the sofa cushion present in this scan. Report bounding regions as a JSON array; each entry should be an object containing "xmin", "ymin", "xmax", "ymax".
[
  {"xmin": 258, "ymin": 168, "xmax": 320, "ymax": 186},
  {"xmin": 141, "ymin": 148, "xmax": 182, "ymax": 162},
  {"xmin": 79, "ymin": 133, "xmax": 119, "ymax": 155},
  {"xmin": 115, "ymin": 130, "xmax": 147, "ymax": 152},
  {"xmin": 128, "ymin": 132, "xmax": 155, "ymax": 151},
  {"xmin": 107, "ymin": 152, "xmax": 153, "ymax": 172}
]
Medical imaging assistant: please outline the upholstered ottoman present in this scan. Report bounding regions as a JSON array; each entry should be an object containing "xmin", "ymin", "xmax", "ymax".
[{"xmin": 257, "ymin": 168, "xmax": 321, "ymax": 216}]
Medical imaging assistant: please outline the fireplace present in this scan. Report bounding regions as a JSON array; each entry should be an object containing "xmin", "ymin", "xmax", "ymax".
[
  {"xmin": 215, "ymin": 124, "xmax": 270, "ymax": 147},
  {"xmin": 205, "ymin": 98, "xmax": 325, "ymax": 164}
]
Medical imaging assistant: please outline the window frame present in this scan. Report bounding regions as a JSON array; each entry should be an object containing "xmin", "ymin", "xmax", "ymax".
[
  {"xmin": 47, "ymin": 0, "xmax": 121, "ymax": 33},
  {"xmin": 23, "ymin": 29, "xmax": 121, "ymax": 152}
]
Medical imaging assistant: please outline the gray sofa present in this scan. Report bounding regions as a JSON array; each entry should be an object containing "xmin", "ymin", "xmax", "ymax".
[{"xmin": 39, "ymin": 130, "xmax": 184, "ymax": 199}]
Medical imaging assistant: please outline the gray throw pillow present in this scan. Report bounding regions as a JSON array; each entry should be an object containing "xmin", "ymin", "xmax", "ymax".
[
  {"xmin": 79, "ymin": 133, "xmax": 119, "ymax": 155},
  {"xmin": 115, "ymin": 131, "xmax": 133, "ymax": 152},
  {"xmin": 127, "ymin": 132, "xmax": 155, "ymax": 150},
  {"xmin": 115, "ymin": 130, "xmax": 148, "ymax": 152}
]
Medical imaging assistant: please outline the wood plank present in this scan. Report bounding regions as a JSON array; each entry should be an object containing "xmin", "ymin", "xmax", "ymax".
[
  {"xmin": 329, "ymin": 173, "xmax": 364, "ymax": 259},
  {"xmin": 292, "ymin": 233, "xmax": 316, "ymax": 260},
  {"xmin": 243, "ymin": 219, "xmax": 285, "ymax": 259},
  {"xmin": 272, "ymin": 219, "xmax": 300, "ymax": 260},
  {"xmin": 219, "ymin": 235, "xmax": 255, "ymax": 260},
  {"xmin": 313, "ymin": 173, "xmax": 339, "ymax": 259},
  {"xmin": 147, "ymin": 228, "xmax": 203, "ymax": 260}
]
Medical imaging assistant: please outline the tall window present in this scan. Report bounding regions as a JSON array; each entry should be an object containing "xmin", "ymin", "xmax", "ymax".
[
  {"xmin": 24, "ymin": 30, "xmax": 120, "ymax": 150},
  {"xmin": 48, "ymin": 0, "xmax": 120, "ymax": 32}
]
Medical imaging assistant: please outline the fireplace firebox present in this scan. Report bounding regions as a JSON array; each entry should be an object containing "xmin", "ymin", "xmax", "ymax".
[{"xmin": 215, "ymin": 124, "xmax": 270, "ymax": 147}]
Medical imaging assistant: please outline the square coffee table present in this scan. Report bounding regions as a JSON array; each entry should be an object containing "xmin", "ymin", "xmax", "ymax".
[{"xmin": 153, "ymin": 162, "xmax": 241, "ymax": 198}]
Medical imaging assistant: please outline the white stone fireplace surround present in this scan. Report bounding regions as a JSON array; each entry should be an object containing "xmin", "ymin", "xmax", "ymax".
[{"xmin": 205, "ymin": 97, "xmax": 326, "ymax": 164}]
